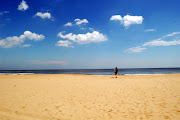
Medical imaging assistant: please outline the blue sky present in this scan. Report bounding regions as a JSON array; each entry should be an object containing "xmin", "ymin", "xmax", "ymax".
[{"xmin": 0, "ymin": 0, "xmax": 180, "ymax": 69}]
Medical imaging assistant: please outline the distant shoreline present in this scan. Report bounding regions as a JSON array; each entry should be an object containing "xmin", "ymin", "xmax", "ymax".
[
  {"xmin": 0, "ymin": 68, "xmax": 180, "ymax": 75},
  {"xmin": 0, "ymin": 73, "xmax": 180, "ymax": 76}
]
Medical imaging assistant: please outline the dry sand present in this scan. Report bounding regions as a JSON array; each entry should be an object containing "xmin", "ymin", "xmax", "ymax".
[{"xmin": 0, "ymin": 74, "xmax": 180, "ymax": 120}]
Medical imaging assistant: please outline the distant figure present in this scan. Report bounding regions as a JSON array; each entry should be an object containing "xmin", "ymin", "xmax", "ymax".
[{"xmin": 114, "ymin": 67, "xmax": 118, "ymax": 78}]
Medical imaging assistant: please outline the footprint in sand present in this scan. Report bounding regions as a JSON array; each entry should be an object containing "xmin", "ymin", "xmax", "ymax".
[
  {"xmin": 164, "ymin": 115, "xmax": 170, "ymax": 119},
  {"xmin": 21, "ymin": 106, "xmax": 25, "ymax": 109},
  {"xmin": 55, "ymin": 106, "xmax": 61, "ymax": 109}
]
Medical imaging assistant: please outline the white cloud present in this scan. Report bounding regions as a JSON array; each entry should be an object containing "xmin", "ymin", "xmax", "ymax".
[
  {"xmin": 89, "ymin": 27, "xmax": 94, "ymax": 31},
  {"xmin": 145, "ymin": 29, "xmax": 156, "ymax": 32},
  {"xmin": 164, "ymin": 32, "xmax": 180, "ymax": 37},
  {"xmin": 123, "ymin": 15, "xmax": 143, "ymax": 28},
  {"xmin": 124, "ymin": 46, "xmax": 146, "ymax": 53},
  {"xmin": 110, "ymin": 15, "xmax": 122, "ymax": 21},
  {"xmin": 143, "ymin": 32, "xmax": 180, "ymax": 47},
  {"xmin": 58, "ymin": 31, "xmax": 108, "ymax": 44},
  {"xmin": 23, "ymin": 31, "xmax": 45, "ymax": 40},
  {"xmin": 110, "ymin": 15, "xmax": 143, "ymax": 28},
  {"xmin": 143, "ymin": 39, "xmax": 180, "ymax": 47},
  {"xmin": 0, "ymin": 36, "xmax": 24, "ymax": 48},
  {"xmin": 35, "ymin": 12, "xmax": 51, "ymax": 19},
  {"xmin": 0, "ymin": 11, "xmax": 9, "ymax": 15},
  {"xmin": 56, "ymin": 40, "xmax": 73, "ymax": 48},
  {"xmin": 63, "ymin": 18, "xmax": 89, "ymax": 27},
  {"xmin": 30, "ymin": 60, "xmax": 66, "ymax": 65},
  {"xmin": 0, "ymin": 31, "xmax": 45, "ymax": 48},
  {"xmin": 64, "ymin": 22, "xmax": 73, "ymax": 27},
  {"xmin": 80, "ymin": 27, "xmax": 86, "ymax": 30},
  {"xmin": 18, "ymin": 0, "xmax": 29, "ymax": 11},
  {"xmin": 21, "ymin": 44, "xmax": 31, "ymax": 47},
  {"xmin": 125, "ymin": 31, "xmax": 180, "ymax": 53},
  {"xmin": 74, "ymin": 18, "xmax": 89, "ymax": 25}
]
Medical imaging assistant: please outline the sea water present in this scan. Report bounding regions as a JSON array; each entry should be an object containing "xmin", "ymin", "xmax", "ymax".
[{"xmin": 0, "ymin": 68, "xmax": 180, "ymax": 75}]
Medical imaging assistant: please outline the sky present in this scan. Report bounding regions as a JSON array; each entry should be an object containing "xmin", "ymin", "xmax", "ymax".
[{"xmin": 0, "ymin": 0, "xmax": 180, "ymax": 70}]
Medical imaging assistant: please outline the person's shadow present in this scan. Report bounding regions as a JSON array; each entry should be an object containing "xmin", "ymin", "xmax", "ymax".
[
  {"xmin": 111, "ymin": 77, "xmax": 116, "ymax": 78},
  {"xmin": 111, "ymin": 74, "xmax": 124, "ymax": 78}
]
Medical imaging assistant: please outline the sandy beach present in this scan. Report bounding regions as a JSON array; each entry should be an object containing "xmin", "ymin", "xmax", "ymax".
[{"xmin": 0, "ymin": 74, "xmax": 180, "ymax": 120}]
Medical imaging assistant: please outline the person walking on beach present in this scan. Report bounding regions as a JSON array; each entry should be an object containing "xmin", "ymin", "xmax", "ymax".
[{"xmin": 114, "ymin": 67, "xmax": 118, "ymax": 78}]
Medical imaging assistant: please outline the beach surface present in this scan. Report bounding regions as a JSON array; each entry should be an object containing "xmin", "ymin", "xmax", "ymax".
[{"xmin": 0, "ymin": 74, "xmax": 180, "ymax": 120}]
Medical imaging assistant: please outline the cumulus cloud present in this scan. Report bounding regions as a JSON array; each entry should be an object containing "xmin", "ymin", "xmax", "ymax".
[
  {"xmin": 23, "ymin": 31, "xmax": 45, "ymax": 40},
  {"xmin": 18, "ymin": 0, "xmax": 29, "ymax": 11},
  {"xmin": 30, "ymin": 60, "xmax": 66, "ymax": 65},
  {"xmin": 110, "ymin": 15, "xmax": 143, "ymax": 28},
  {"xmin": 145, "ymin": 29, "xmax": 156, "ymax": 32},
  {"xmin": 124, "ymin": 46, "xmax": 147, "ymax": 53},
  {"xmin": 35, "ymin": 12, "xmax": 51, "ymax": 19},
  {"xmin": 110, "ymin": 15, "xmax": 122, "ymax": 21},
  {"xmin": 64, "ymin": 22, "xmax": 73, "ymax": 27},
  {"xmin": 0, "ymin": 36, "xmax": 24, "ymax": 48},
  {"xmin": 74, "ymin": 18, "xmax": 89, "ymax": 25},
  {"xmin": 0, "ymin": 31, "xmax": 45, "ymax": 48},
  {"xmin": 63, "ymin": 18, "xmax": 89, "ymax": 27},
  {"xmin": 56, "ymin": 40, "xmax": 73, "ymax": 48},
  {"xmin": 57, "ymin": 31, "xmax": 108, "ymax": 44},
  {"xmin": 123, "ymin": 15, "xmax": 143, "ymax": 28},
  {"xmin": 125, "ymin": 32, "xmax": 180, "ymax": 53},
  {"xmin": 21, "ymin": 44, "xmax": 31, "ymax": 47}
]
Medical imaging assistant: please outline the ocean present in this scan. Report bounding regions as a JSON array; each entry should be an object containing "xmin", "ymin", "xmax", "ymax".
[{"xmin": 0, "ymin": 68, "xmax": 180, "ymax": 75}]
